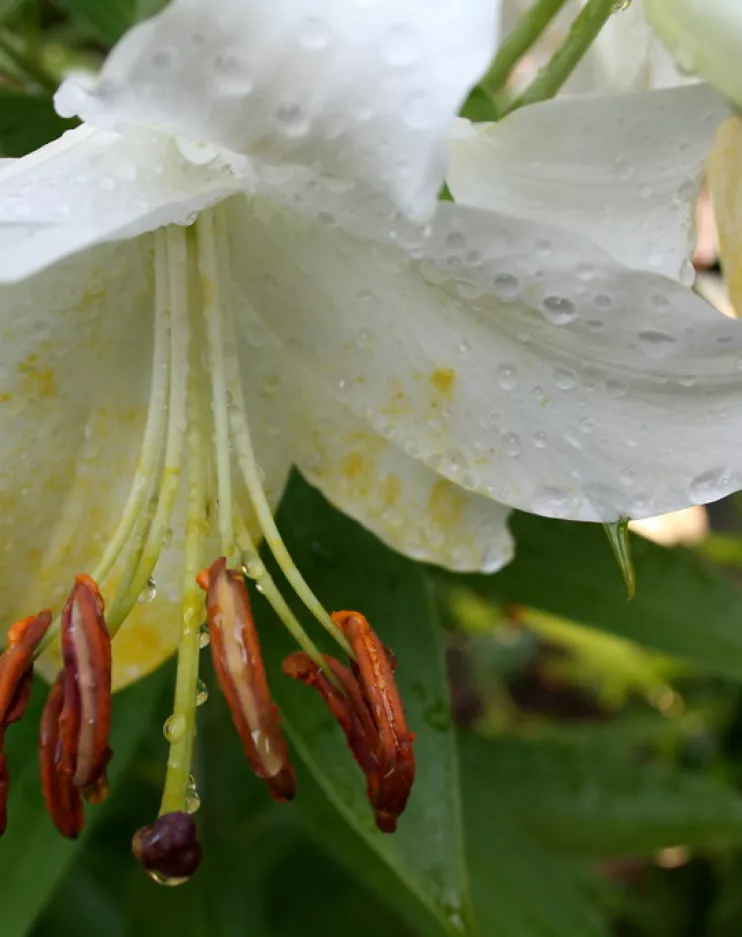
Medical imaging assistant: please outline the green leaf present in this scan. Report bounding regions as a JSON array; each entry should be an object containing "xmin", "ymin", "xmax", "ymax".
[
  {"xmin": 255, "ymin": 474, "xmax": 473, "ymax": 936},
  {"xmin": 53, "ymin": 0, "xmax": 137, "ymax": 44},
  {"xmin": 0, "ymin": 89, "xmax": 75, "ymax": 156},
  {"xmin": 447, "ymin": 512, "xmax": 742, "ymax": 678},
  {"xmin": 462, "ymin": 733, "xmax": 742, "ymax": 856},
  {"xmin": 464, "ymin": 768, "xmax": 608, "ymax": 937},
  {"xmin": 0, "ymin": 666, "xmax": 169, "ymax": 937}
]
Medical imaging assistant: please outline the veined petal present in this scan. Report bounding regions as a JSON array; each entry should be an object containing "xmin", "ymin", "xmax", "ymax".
[
  {"xmin": 448, "ymin": 85, "xmax": 727, "ymax": 282},
  {"xmin": 55, "ymin": 0, "xmax": 500, "ymax": 221},
  {"xmin": 0, "ymin": 125, "xmax": 245, "ymax": 282},
  {"xmin": 708, "ymin": 116, "xmax": 742, "ymax": 315},
  {"xmin": 296, "ymin": 395, "xmax": 513, "ymax": 573},
  {"xmin": 224, "ymin": 186, "xmax": 742, "ymax": 523}
]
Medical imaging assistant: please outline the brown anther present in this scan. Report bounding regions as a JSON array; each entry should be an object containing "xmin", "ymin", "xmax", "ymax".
[
  {"xmin": 39, "ymin": 674, "xmax": 84, "ymax": 839},
  {"xmin": 0, "ymin": 610, "xmax": 52, "ymax": 835},
  {"xmin": 332, "ymin": 611, "xmax": 415, "ymax": 833},
  {"xmin": 199, "ymin": 558, "xmax": 295, "ymax": 802},
  {"xmin": 132, "ymin": 812, "xmax": 202, "ymax": 882},
  {"xmin": 58, "ymin": 575, "xmax": 112, "ymax": 794}
]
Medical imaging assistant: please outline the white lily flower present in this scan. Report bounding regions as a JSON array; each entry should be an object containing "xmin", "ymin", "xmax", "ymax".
[{"xmin": 0, "ymin": 0, "xmax": 736, "ymax": 694}]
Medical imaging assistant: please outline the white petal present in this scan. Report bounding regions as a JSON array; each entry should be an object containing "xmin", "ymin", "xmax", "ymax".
[
  {"xmin": 223, "ymin": 189, "xmax": 742, "ymax": 523},
  {"xmin": 294, "ymin": 391, "xmax": 513, "ymax": 573},
  {"xmin": 55, "ymin": 0, "xmax": 500, "ymax": 221},
  {"xmin": 0, "ymin": 124, "xmax": 245, "ymax": 282},
  {"xmin": 448, "ymin": 85, "xmax": 727, "ymax": 282},
  {"xmin": 646, "ymin": 0, "xmax": 742, "ymax": 108}
]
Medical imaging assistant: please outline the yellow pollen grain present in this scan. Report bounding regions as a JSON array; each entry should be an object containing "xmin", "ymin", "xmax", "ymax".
[{"xmin": 431, "ymin": 368, "xmax": 456, "ymax": 396}]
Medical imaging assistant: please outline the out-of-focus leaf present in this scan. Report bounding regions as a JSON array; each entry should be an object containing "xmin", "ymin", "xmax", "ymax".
[
  {"xmin": 464, "ymin": 769, "xmax": 608, "ymax": 937},
  {"xmin": 53, "ymin": 0, "xmax": 136, "ymax": 44},
  {"xmin": 462, "ymin": 733, "xmax": 742, "ymax": 856},
  {"xmin": 256, "ymin": 474, "xmax": 474, "ymax": 936},
  {"xmin": 0, "ymin": 89, "xmax": 75, "ymax": 156},
  {"xmin": 0, "ymin": 666, "xmax": 169, "ymax": 937},
  {"xmin": 447, "ymin": 513, "xmax": 742, "ymax": 678},
  {"xmin": 0, "ymin": 0, "xmax": 29, "ymax": 25}
]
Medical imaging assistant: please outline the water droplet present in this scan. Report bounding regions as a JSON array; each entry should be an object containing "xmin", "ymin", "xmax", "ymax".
[
  {"xmin": 638, "ymin": 330, "xmax": 677, "ymax": 358},
  {"xmin": 186, "ymin": 773, "xmax": 201, "ymax": 814},
  {"xmin": 576, "ymin": 262, "xmax": 595, "ymax": 281},
  {"xmin": 138, "ymin": 577, "xmax": 157, "ymax": 604},
  {"xmin": 579, "ymin": 417, "xmax": 595, "ymax": 434},
  {"xmin": 612, "ymin": 0, "xmax": 631, "ymax": 10},
  {"xmin": 299, "ymin": 16, "xmax": 330, "ymax": 49},
  {"xmin": 533, "ymin": 431, "xmax": 548, "ymax": 449},
  {"xmin": 198, "ymin": 624, "xmax": 211, "ymax": 649},
  {"xmin": 606, "ymin": 378, "xmax": 627, "ymax": 398},
  {"xmin": 553, "ymin": 367, "xmax": 577, "ymax": 390},
  {"xmin": 275, "ymin": 102, "xmax": 310, "ymax": 136},
  {"xmin": 502, "ymin": 432, "xmax": 521, "ymax": 457},
  {"xmin": 163, "ymin": 713, "xmax": 186, "ymax": 742},
  {"xmin": 496, "ymin": 364, "xmax": 518, "ymax": 391},
  {"xmin": 535, "ymin": 237, "xmax": 552, "ymax": 257},
  {"xmin": 541, "ymin": 295, "xmax": 576, "ymax": 326},
  {"xmin": 689, "ymin": 468, "xmax": 732, "ymax": 504},
  {"xmin": 492, "ymin": 272, "xmax": 519, "ymax": 298},
  {"xmin": 147, "ymin": 870, "xmax": 190, "ymax": 887},
  {"xmin": 382, "ymin": 24, "xmax": 420, "ymax": 67},
  {"xmin": 261, "ymin": 372, "xmax": 282, "ymax": 395},
  {"xmin": 603, "ymin": 517, "xmax": 635, "ymax": 598},
  {"xmin": 161, "ymin": 527, "xmax": 173, "ymax": 548},
  {"xmin": 195, "ymin": 679, "xmax": 209, "ymax": 707},
  {"xmin": 445, "ymin": 230, "xmax": 466, "ymax": 251},
  {"xmin": 241, "ymin": 552, "xmax": 265, "ymax": 580}
]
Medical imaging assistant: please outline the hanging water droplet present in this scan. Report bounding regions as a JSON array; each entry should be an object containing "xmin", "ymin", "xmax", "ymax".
[
  {"xmin": 195, "ymin": 679, "xmax": 209, "ymax": 707},
  {"xmin": 198, "ymin": 624, "xmax": 211, "ymax": 649},
  {"xmin": 138, "ymin": 577, "xmax": 157, "ymax": 604},
  {"xmin": 241, "ymin": 552, "xmax": 265, "ymax": 580},
  {"xmin": 147, "ymin": 870, "xmax": 190, "ymax": 888},
  {"xmin": 163, "ymin": 713, "xmax": 186, "ymax": 742},
  {"xmin": 186, "ymin": 773, "xmax": 201, "ymax": 814},
  {"xmin": 603, "ymin": 516, "xmax": 635, "ymax": 599}
]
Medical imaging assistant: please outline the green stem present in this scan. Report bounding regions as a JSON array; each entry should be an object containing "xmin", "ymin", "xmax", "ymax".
[
  {"xmin": 506, "ymin": 0, "xmax": 615, "ymax": 114},
  {"xmin": 482, "ymin": 0, "xmax": 571, "ymax": 98},
  {"xmin": 0, "ymin": 32, "xmax": 56, "ymax": 93}
]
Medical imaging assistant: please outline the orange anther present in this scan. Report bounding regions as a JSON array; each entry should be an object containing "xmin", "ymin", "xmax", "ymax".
[
  {"xmin": 39, "ymin": 674, "xmax": 84, "ymax": 839},
  {"xmin": 203, "ymin": 558, "xmax": 295, "ymax": 803}
]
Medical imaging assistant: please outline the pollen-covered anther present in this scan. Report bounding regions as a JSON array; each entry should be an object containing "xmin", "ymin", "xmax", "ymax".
[
  {"xmin": 58, "ymin": 575, "xmax": 113, "ymax": 799},
  {"xmin": 0, "ymin": 609, "xmax": 53, "ymax": 835},
  {"xmin": 39, "ymin": 674, "xmax": 84, "ymax": 839},
  {"xmin": 198, "ymin": 558, "xmax": 296, "ymax": 803},
  {"xmin": 132, "ymin": 812, "xmax": 202, "ymax": 884},
  {"xmin": 284, "ymin": 611, "xmax": 415, "ymax": 834}
]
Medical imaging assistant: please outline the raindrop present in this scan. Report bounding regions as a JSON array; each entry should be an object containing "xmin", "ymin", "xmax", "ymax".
[
  {"xmin": 496, "ymin": 364, "xmax": 518, "ymax": 391},
  {"xmin": 502, "ymin": 432, "xmax": 521, "ymax": 457},
  {"xmin": 579, "ymin": 417, "xmax": 595, "ymax": 434},
  {"xmin": 638, "ymin": 330, "xmax": 677, "ymax": 358},
  {"xmin": 534, "ymin": 237, "xmax": 552, "ymax": 257},
  {"xmin": 148, "ymin": 871, "xmax": 190, "ymax": 888},
  {"xmin": 533, "ymin": 431, "xmax": 548, "ymax": 449},
  {"xmin": 163, "ymin": 714, "xmax": 186, "ymax": 742},
  {"xmin": 275, "ymin": 102, "xmax": 310, "ymax": 137},
  {"xmin": 594, "ymin": 293, "xmax": 612, "ymax": 309},
  {"xmin": 553, "ymin": 367, "xmax": 577, "ymax": 390},
  {"xmin": 242, "ymin": 552, "xmax": 265, "ymax": 580},
  {"xmin": 195, "ymin": 679, "xmax": 209, "ymax": 707},
  {"xmin": 445, "ymin": 230, "xmax": 467, "ymax": 251},
  {"xmin": 576, "ymin": 263, "xmax": 595, "ymax": 282},
  {"xmin": 198, "ymin": 624, "xmax": 211, "ymax": 649},
  {"xmin": 138, "ymin": 577, "xmax": 157, "ymax": 604},
  {"xmin": 261, "ymin": 372, "xmax": 282, "ymax": 394},
  {"xmin": 541, "ymin": 295, "xmax": 576, "ymax": 326},
  {"xmin": 186, "ymin": 775, "xmax": 201, "ymax": 815},
  {"xmin": 492, "ymin": 272, "xmax": 520, "ymax": 298}
]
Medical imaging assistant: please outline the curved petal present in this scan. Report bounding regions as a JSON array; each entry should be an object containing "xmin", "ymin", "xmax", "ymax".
[
  {"xmin": 708, "ymin": 116, "xmax": 742, "ymax": 315},
  {"xmin": 0, "ymin": 124, "xmax": 245, "ymax": 282},
  {"xmin": 294, "ymin": 392, "xmax": 513, "ymax": 573},
  {"xmin": 55, "ymin": 0, "xmax": 500, "ymax": 222},
  {"xmin": 223, "ymin": 188, "xmax": 742, "ymax": 523},
  {"xmin": 646, "ymin": 0, "xmax": 742, "ymax": 109},
  {"xmin": 0, "ymin": 235, "xmax": 181, "ymax": 689},
  {"xmin": 448, "ymin": 85, "xmax": 728, "ymax": 282}
]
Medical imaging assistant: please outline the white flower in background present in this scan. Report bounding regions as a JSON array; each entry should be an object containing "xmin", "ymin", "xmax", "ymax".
[{"xmin": 0, "ymin": 0, "xmax": 737, "ymax": 690}]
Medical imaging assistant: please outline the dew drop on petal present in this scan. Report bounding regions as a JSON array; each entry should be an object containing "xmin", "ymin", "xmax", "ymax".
[
  {"xmin": 638, "ymin": 330, "xmax": 677, "ymax": 358},
  {"xmin": 553, "ymin": 367, "xmax": 577, "ymax": 390},
  {"xmin": 496, "ymin": 364, "xmax": 518, "ymax": 391},
  {"xmin": 138, "ymin": 576, "xmax": 157, "ymax": 604},
  {"xmin": 195, "ymin": 679, "xmax": 209, "ymax": 707},
  {"xmin": 541, "ymin": 295, "xmax": 576, "ymax": 326},
  {"xmin": 163, "ymin": 714, "xmax": 186, "ymax": 742},
  {"xmin": 493, "ymin": 273, "xmax": 520, "ymax": 298}
]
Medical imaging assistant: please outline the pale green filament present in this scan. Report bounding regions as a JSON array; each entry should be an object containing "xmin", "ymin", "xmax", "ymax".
[
  {"xmin": 106, "ymin": 225, "xmax": 191, "ymax": 634},
  {"xmin": 197, "ymin": 210, "xmax": 235, "ymax": 561},
  {"xmin": 212, "ymin": 206, "xmax": 351, "ymax": 656},
  {"xmin": 159, "ymin": 360, "xmax": 207, "ymax": 816}
]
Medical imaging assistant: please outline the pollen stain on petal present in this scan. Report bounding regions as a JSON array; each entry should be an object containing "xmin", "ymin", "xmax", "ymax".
[
  {"xmin": 430, "ymin": 368, "xmax": 456, "ymax": 397},
  {"xmin": 427, "ymin": 479, "xmax": 466, "ymax": 530},
  {"xmin": 16, "ymin": 353, "xmax": 57, "ymax": 400}
]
